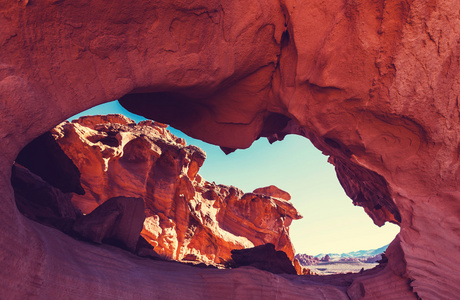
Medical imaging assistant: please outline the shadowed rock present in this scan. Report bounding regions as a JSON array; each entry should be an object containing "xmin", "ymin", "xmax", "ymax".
[
  {"xmin": 15, "ymin": 132, "xmax": 85, "ymax": 195},
  {"xmin": 11, "ymin": 164, "xmax": 80, "ymax": 233},
  {"xmin": 230, "ymin": 243, "xmax": 297, "ymax": 275},
  {"xmin": 73, "ymin": 196, "xmax": 145, "ymax": 253},
  {"xmin": 53, "ymin": 116, "xmax": 301, "ymax": 265}
]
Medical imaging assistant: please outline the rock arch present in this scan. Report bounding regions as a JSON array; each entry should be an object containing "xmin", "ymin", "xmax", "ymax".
[{"xmin": 1, "ymin": 0, "xmax": 459, "ymax": 298}]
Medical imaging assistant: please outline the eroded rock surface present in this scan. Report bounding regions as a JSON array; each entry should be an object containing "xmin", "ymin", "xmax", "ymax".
[
  {"xmin": 230, "ymin": 243, "xmax": 297, "ymax": 274},
  {"xmin": 52, "ymin": 115, "xmax": 301, "ymax": 265},
  {"xmin": 253, "ymin": 185, "xmax": 291, "ymax": 201},
  {"xmin": 15, "ymin": 132, "xmax": 84, "ymax": 195},
  {"xmin": 11, "ymin": 164, "xmax": 81, "ymax": 233},
  {"xmin": 73, "ymin": 196, "xmax": 145, "ymax": 253},
  {"xmin": 1, "ymin": 0, "xmax": 459, "ymax": 298}
]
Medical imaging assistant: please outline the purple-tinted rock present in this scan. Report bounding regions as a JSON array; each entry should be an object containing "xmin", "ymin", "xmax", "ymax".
[{"xmin": 73, "ymin": 196, "xmax": 145, "ymax": 252}]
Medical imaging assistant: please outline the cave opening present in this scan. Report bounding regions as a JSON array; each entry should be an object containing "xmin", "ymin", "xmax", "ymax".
[{"xmin": 11, "ymin": 100, "xmax": 399, "ymax": 277}]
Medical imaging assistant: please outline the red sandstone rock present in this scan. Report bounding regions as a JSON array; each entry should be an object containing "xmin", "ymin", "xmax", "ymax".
[
  {"xmin": 230, "ymin": 243, "xmax": 297, "ymax": 274},
  {"xmin": 293, "ymin": 259, "xmax": 314, "ymax": 276},
  {"xmin": 11, "ymin": 164, "xmax": 80, "ymax": 233},
  {"xmin": 0, "ymin": 0, "xmax": 459, "ymax": 299},
  {"xmin": 135, "ymin": 236, "xmax": 166, "ymax": 261},
  {"xmin": 15, "ymin": 132, "xmax": 84, "ymax": 195},
  {"xmin": 52, "ymin": 115, "xmax": 301, "ymax": 265},
  {"xmin": 295, "ymin": 254, "xmax": 320, "ymax": 266},
  {"xmin": 347, "ymin": 236, "xmax": 415, "ymax": 299},
  {"xmin": 253, "ymin": 185, "xmax": 291, "ymax": 201},
  {"xmin": 73, "ymin": 196, "xmax": 145, "ymax": 253}
]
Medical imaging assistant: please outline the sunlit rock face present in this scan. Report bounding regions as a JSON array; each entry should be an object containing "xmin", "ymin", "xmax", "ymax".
[
  {"xmin": 52, "ymin": 115, "xmax": 301, "ymax": 265},
  {"xmin": 0, "ymin": 0, "xmax": 459, "ymax": 299}
]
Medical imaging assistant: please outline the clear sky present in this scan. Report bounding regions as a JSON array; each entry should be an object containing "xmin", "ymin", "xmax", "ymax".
[{"xmin": 71, "ymin": 101, "xmax": 399, "ymax": 255}]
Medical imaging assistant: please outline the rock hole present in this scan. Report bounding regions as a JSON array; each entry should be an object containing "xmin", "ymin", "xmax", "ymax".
[{"xmin": 11, "ymin": 100, "xmax": 399, "ymax": 278}]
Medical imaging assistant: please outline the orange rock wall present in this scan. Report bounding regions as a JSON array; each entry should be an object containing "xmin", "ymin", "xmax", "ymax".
[
  {"xmin": 0, "ymin": 0, "xmax": 459, "ymax": 299},
  {"xmin": 53, "ymin": 115, "xmax": 301, "ymax": 265}
]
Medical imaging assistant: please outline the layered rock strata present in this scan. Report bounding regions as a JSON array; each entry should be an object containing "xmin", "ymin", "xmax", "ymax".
[
  {"xmin": 1, "ymin": 0, "xmax": 459, "ymax": 298},
  {"xmin": 52, "ymin": 115, "xmax": 301, "ymax": 265}
]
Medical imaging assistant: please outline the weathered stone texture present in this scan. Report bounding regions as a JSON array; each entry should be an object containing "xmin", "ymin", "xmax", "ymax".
[
  {"xmin": 0, "ymin": 0, "xmax": 459, "ymax": 298},
  {"xmin": 52, "ymin": 115, "xmax": 300, "ymax": 265}
]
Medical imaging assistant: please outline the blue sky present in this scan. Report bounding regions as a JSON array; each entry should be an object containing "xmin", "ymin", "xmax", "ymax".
[{"xmin": 71, "ymin": 101, "xmax": 399, "ymax": 255}]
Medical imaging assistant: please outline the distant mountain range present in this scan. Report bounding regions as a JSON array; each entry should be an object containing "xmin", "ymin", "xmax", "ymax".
[
  {"xmin": 295, "ymin": 244, "xmax": 389, "ymax": 266},
  {"xmin": 313, "ymin": 244, "xmax": 389, "ymax": 259}
]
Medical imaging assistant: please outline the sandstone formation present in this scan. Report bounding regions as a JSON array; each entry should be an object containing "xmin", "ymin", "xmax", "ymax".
[
  {"xmin": 51, "ymin": 115, "xmax": 301, "ymax": 265},
  {"xmin": 321, "ymin": 255, "xmax": 331, "ymax": 262},
  {"xmin": 12, "ymin": 161, "xmax": 146, "ymax": 253},
  {"xmin": 11, "ymin": 163, "xmax": 81, "ymax": 233},
  {"xmin": 293, "ymin": 259, "xmax": 314, "ymax": 276},
  {"xmin": 253, "ymin": 185, "xmax": 291, "ymax": 201},
  {"xmin": 1, "ymin": 0, "xmax": 459, "ymax": 299},
  {"xmin": 229, "ymin": 243, "xmax": 297, "ymax": 274},
  {"xmin": 295, "ymin": 254, "xmax": 320, "ymax": 266},
  {"xmin": 73, "ymin": 196, "xmax": 145, "ymax": 253},
  {"xmin": 15, "ymin": 132, "xmax": 85, "ymax": 195}
]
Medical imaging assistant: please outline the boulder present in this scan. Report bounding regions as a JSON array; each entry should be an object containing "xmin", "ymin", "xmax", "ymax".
[
  {"xmin": 295, "ymin": 254, "xmax": 320, "ymax": 266},
  {"xmin": 11, "ymin": 164, "xmax": 80, "ymax": 233},
  {"xmin": 73, "ymin": 196, "xmax": 145, "ymax": 252},
  {"xmin": 230, "ymin": 243, "xmax": 297, "ymax": 275},
  {"xmin": 253, "ymin": 185, "xmax": 291, "ymax": 201}
]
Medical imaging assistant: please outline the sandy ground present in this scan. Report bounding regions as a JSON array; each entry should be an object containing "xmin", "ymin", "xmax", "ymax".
[{"xmin": 308, "ymin": 261, "xmax": 379, "ymax": 275}]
